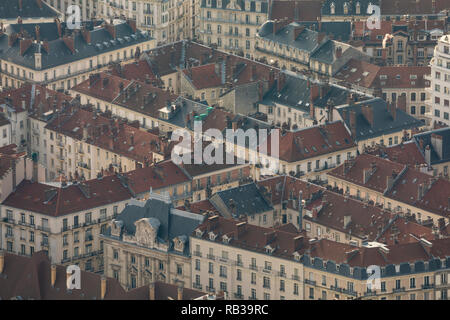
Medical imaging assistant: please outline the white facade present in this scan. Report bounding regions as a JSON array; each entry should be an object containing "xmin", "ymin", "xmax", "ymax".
[{"xmin": 429, "ymin": 35, "xmax": 450, "ymax": 127}]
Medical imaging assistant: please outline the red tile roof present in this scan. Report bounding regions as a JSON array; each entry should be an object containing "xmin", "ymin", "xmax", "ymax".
[
  {"xmin": 108, "ymin": 60, "xmax": 162, "ymax": 86},
  {"xmin": 328, "ymin": 154, "xmax": 450, "ymax": 217},
  {"xmin": 124, "ymin": 160, "xmax": 191, "ymax": 195},
  {"xmin": 0, "ymin": 84, "xmax": 72, "ymax": 117},
  {"xmin": 71, "ymin": 73, "xmax": 132, "ymax": 103},
  {"xmin": 183, "ymin": 63, "xmax": 223, "ymax": 90},
  {"xmin": 380, "ymin": 0, "xmax": 450, "ymax": 15},
  {"xmin": 46, "ymin": 106, "xmax": 169, "ymax": 163},
  {"xmin": 0, "ymin": 251, "xmax": 206, "ymax": 300},
  {"xmin": 2, "ymin": 176, "xmax": 133, "ymax": 216},
  {"xmin": 266, "ymin": 121, "xmax": 356, "ymax": 162},
  {"xmin": 195, "ymin": 215, "xmax": 450, "ymax": 268},
  {"xmin": 365, "ymin": 141, "xmax": 427, "ymax": 168}
]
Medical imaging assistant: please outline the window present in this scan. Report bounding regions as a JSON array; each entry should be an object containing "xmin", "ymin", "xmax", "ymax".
[
  {"xmin": 280, "ymin": 280, "xmax": 285, "ymax": 292},
  {"xmin": 410, "ymin": 278, "xmax": 416, "ymax": 289}
]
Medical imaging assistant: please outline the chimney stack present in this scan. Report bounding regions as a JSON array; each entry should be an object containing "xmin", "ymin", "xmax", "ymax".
[
  {"xmin": 177, "ymin": 282, "xmax": 184, "ymax": 300},
  {"xmin": 101, "ymin": 276, "xmax": 107, "ymax": 300},
  {"xmin": 0, "ymin": 251, "xmax": 4, "ymax": 274},
  {"xmin": 149, "ymin": 282, "xmax": 155, "ymax": 300},
  {"xmin": 51, "ymin": 264, "xmax": 57, "ymax": 287},
  {"xmin": 35, "ymin": 25, "xmax": 40, "ymax": 42}
]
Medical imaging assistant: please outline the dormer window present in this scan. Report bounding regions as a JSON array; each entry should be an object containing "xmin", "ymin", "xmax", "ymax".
[
  {"xmin": 217, "ymin": 0, "xmax": 222, "ymax": 8},
  {"xmin": 256, "ymin": 2, "xmax": 261, "ymax": 12},
  {"xmin": 207, "ymin": 0, "xmax": 211, "ymax": 7},
  {"xmin": 209, "ymin": 231, "xmax": 217, "ymax": 241},
  {"xmin": 293, "ymin": 251, "xmax": 301, "ymax": 261},
  {"xmin": 265, "ymin": 245, "xmax": 275, "ymax": 254},
  {"xmin": 222, "ymin": 234, "xmax": 231, "ymax": 244},
  {"xmin": 245, "ymin": 0, "xmax": 250, "ymax": 11},
  {"xmin": 174, "ymin": 237, "xmax": 185, "ymax": 252},
  {"xmin": 195, "ymin": 229, "xmax": 204, "ymax": 238},
  {"xmin": 343, "ymin": 2, "xmax": 349, "ymax": 15},
  {"xmin": 330, "ymin": 2, "xmax": 335, "ymax": 14},
  {"xmin": 356, "ymin": 2, "xmax": 361, "ymax": 14}
]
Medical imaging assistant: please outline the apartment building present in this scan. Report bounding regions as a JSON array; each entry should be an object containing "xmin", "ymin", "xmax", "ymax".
[
  {"xmin": 0, "ymin": 18, "xmax": 155, "ymax": 91},
  {"xmin": 192, "ymin": 215, "xmax": 450, "ymax": 300},
  {"xmin": 98, "ymin": 0, "xmax": 195, "ymax": 44},
  {"xmin": 428, "ymin": 34, "xmax": 450, "ymax": 126},
  {"xmin": 102, "ymin": 192, "xmax": 204, "ymax": 290},
  {"xmin": 198, "ymin": 0, "xmax": 269, "ymax": 58},
  {"xmin": 414, "ymin": 127, "xmax": 450, "ymax": 179},
  {"xmin": 44, "ymin": 104, "xmax": 170, "ymax": 181},
  {"xmin": 334, "ymin": 60, "xmax": 431, "ymax": 122},
  {"xmin": 0, "ymin": 84, "xmax": 73, "ymax": 166},
  {"xmin": 327, "ymin": 153, "xmax": 450, "ymax": 227},
  {"xmin": 0, "ymin": 175, "xmax": 133, "ymax": 272},
  {"xmin": 333, "ymin": 97, "xmax": 424, "ymax": 153},
  {"xmin": 264, "ymin": 121, "xmax": 358, "ymax": 183},
  {"xmin": 0, "ymin": 250, "xmax": 211, "ymax": 300},
  {"xmin": 191, "ymin": 215, "xmax": 306, "ymax": 300},
  {"xmin": 351, "ymin": 17, "xmax": 446, "ymax": 67},
  {"xmin": 0, "ymin": 144, "xmax": 46, "ymax": 202}
]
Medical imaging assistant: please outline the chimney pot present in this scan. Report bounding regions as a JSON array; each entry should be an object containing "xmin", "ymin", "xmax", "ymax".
[
  {"xmin": 51, "ymin": 264, "xmax": 57, "ymax": 287},
  {"xmin": 101, "ymin": 275, "xmax": 107, "ymax": 300}
]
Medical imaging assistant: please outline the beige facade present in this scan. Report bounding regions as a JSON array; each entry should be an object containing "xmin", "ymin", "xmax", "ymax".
[
  {"xmin": 190, "ymin": 234, "xmax": 305, "ymax": 300},
  {"xmin": 99, "ymin": 0, "xmax": 195, "ymax": 44},
  {"xmin": 199, "ymin": 0, "xmax": 269, "ymax": 58},
  {"xmin": 0, "ymin": 196, "xmax": 130, "ymax": 273},
  {"xmin": 103, "ymin": 224, "xmax": 193, "ymax": 290}
]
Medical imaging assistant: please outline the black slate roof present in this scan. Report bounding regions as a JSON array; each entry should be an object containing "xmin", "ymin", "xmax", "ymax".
[
  {"xmin": 0, "ymin": 0, "xmax": 59, "ymax": 20},
  {"xmin": 112, "ymin": 197, "xmax": 204, "ymax": 254},
  {"xmin": 262, "ymin": 73, "xmax": 351, "ymax": 112},
  {"xmin": 297, "ymin": 22, "xmax": 352, "ymax": 42},
  {"xmin": 0, "ymin": 20, "xmax": 152, "ymax": 70},
  {"xmin": 413, "ymin": 128, "xmax": 450, "ymax": 165},
  {"xmin": 257, "ymin": 21, "xmax": 328, "ymax": 53},
  {"xmin": 213, "ymin": 182, "xmax": 273, "ymax": 217},
  {"xmin": 337, "ymin": 98, "xmax": 423, "ymax": 141}
]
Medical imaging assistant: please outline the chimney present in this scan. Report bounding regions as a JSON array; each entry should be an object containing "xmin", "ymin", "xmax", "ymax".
[
  {"xmin": 344, "ymin": 215, "xmax": 352, "ymax": 229},
  {"xmin": 293, "ymin": 26, "xmax": 305, "ymax": 41},
  {"xmin": 63, "ymin": 36, "xmax": 76, "ymax": 54},
  {"xmin": 177, "ymin": 282, "xmax": 184, "ymax": 300},
  {"xmin": 130, "ymin": 134, "xmax": 135, "ymax": 146},
  {"xmin": 20, "ymin": 38, "xmax": 33, "ymax": 56},
  {"xmin": 35, "ymin": 25, "xmax": 40, "ymax": 42},
  {"xmin": 235, "ymin": 221, "xmax": 247, "ymax": 240},
  {"xmin": 51, "ymin": 264, "xmax": 57, "ymax": 287},
  {"xmin": 397, "ymin": 94, "xmax": 407, "ymax": 112},
  {"xmin": 105, "ymin": 23, "xmax": 116, "ymax": 39},
  {"xmin": 0, "ymin": 250, "xmax": 4, "ymax": 274},
  {"xmin": 292, "ymin": 235, "xmax": 303, "ymax": 252},
  {"xmin": 318, "ymin": 32, "xmax": 326, "ymax": 44},
  {"xmin": 55, "ymin": 18, "xmax": 62, "ymax": 38},
  {"xmin": 127, "ymin": 19, "xmax": 137, "ymax": 33},
  {"xmin": 390, "ymin": 101, "xmax": 397, "ymax": 120},
  {"xmin": 207, "ymin": 215, "xmax": 220, "ymax": 232},
  {"xmin": 417, "ymin": 183, "xmax": 424, "ymax": 200},
  {"xmin": 386, "ymin": 175, "xmax": 394, "ymax": 191},
  {"xmin": 424, "ymin": 145, "xmax": 431, "ymax": 165},
  {"xmin": 277, "ymin": 72, "xmax": 286, "ymax": 92},
  {"xmin": 349, "ymin": 110, "xmax": 357, "ymax": 132},
  {"xmin": 19, "ymin": 0, "xmax": 23, "ymax": 10},
  {"xmin": 17, "ymin": 16, "xmax": 23, "ymax": 24},
  {"xmin": 149, "ymin": 282, "xmax": 155, "ymax": 300},
  {"xmin": 363, "ymin": 168, "xmax": 371, "ymax": 184},
  {"xmin": 335, "ymin": 46, "xmax": 343, "ymax": 59},
  {"xmin": 101, "ymin": 276, "xmax": 107, "ymax": 300},
  {"xmin": 81, "ymin": 27, "xmax": 91, "ymax": 44}
]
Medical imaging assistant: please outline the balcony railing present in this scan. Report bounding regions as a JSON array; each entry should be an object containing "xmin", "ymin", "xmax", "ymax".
[
  {"xmin": 207, "ymin": 254, "xmax": 215, "ymax": 260},
  {"xmin": 392, "ymin": 287, "xmax": 406, "ymax": 293},
  {"xmin": 249, "ymin": 264, "xmax": 258, "ymax": 271},
  {"xmin": 193, "ymin": 251, "xmax": 202, "ymax": 257},
  {"xmin": 193, "ymin": 283, "xmax": 202, "ymax": 290},
  {"xmin": 206, "ymin": 286, "xmax": 215, "ymax": 293},
  {"xmin": 304, "ymin": 279, "xmax": 316, "ymax": 286},
  {"xmin": 422, "ymin": 284, "xmax": 435, "ymax": 289},
  {"xmin": 292, "ymin": 275, "xmax": 300, "ymax": 281},
  {"xmin": 234, "ymin": 293, "xmax": 244, "ymax": 299}
]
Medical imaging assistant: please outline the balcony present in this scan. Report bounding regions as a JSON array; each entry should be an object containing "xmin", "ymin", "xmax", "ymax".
[
  {"xmin": 392, "ymin": 287, "xmax": 405, "ymax": 293},
  {"xmin": 330, "ymin": 285, "xmax": 343, "ymax": 293},
  {"xmin": 292, "ymin": 275, "xmax": 300, "ymax": 281},
  {"xmin": 85, "ymin": 235, "xmax": 94, "ymax": 242},
  {"xmin": 262, "ymin": 268, "xmax": 272, "ymax": 274},
  {"xmin": 304, "ymin": 279, "xmax": 316, "ymax": 286},
  {"xmin": 41, "ymin": 240, "xmax": 49, "ymax": 247},
  {"xmin": 2, "ymin": 218, "xmax": 15, "ymax": 225},
  {"xmin": 193, "ymin": 251, "xmax": 202, "ymax": 257},
  {"xmin": 193, "ymin": 283, "xmax": 202, "ymax": 290},
  {"xmin": 249, "ymin": 264, "xmax": 258, "ymax": 271},
  {"xmin": 36, "ymin": 225, "xmax": 51, "ymax": 233},
  {"xmin": 364, "ymin": 290, "xmax": 377, "ymax": 297},
  {"xmin": 248, "ymin": 296, "xmax": 258, "ymax": 300},
  {"xmin": 234, "ymin": 293, "xmax": 244, "ymax": 299},
  {"xmin": 342, "ymin": 289, "xmax": 358, "ymax": 297},
  {"xmin": 5, "ymin": 233, "xmax": 14, "ymax": 239},
  {"xmin": 422, "ymin": 284, "xmax": 435, "ymax": 289},
  {"xmin": 278, "ymin": 272, "xmax": 286, "ymax": 278},
  {"xmin": 207, "ymin": 254, "xmax": 215, "ymax": 260},
  {"xmin": 206, "ymin": 286, "xmax": 215, "ymax": 293}
]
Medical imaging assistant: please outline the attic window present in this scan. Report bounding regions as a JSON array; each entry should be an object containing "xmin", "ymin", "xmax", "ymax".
[
  {"xmin": 410, "ymin": 75, "xmax": 417, "ymax": 79},
  {"xmin": 304, "ymin": 148, "xmax": 309, "ymax": 153},
  {"xmin": 209, "ymin": 232, "xmax": 217, "ymax": 241},
  {"xmin": 195, "ymin": 229, "xmax": 203, "ymax": 237},
  {"xmin": 336, "ymin": 140, "xmax": 341, "ymax": 145},
  {"xmin": 396, "ymin": 75, "xmax": 401, "ymax": 80},
  {"xmin": 380, "ymin": 75, "xmax": 387, "ymax": 80},
  {"xmin": 362, "ymin": 71, "xmax": 369, "ymax": 77},
  {"xmin": 312, "ymin": 146, "xmax": 317, "ymax": 152},
  {"xmin": 350, "ymin": 68, "xmax": 357, "ymax": 73}
]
